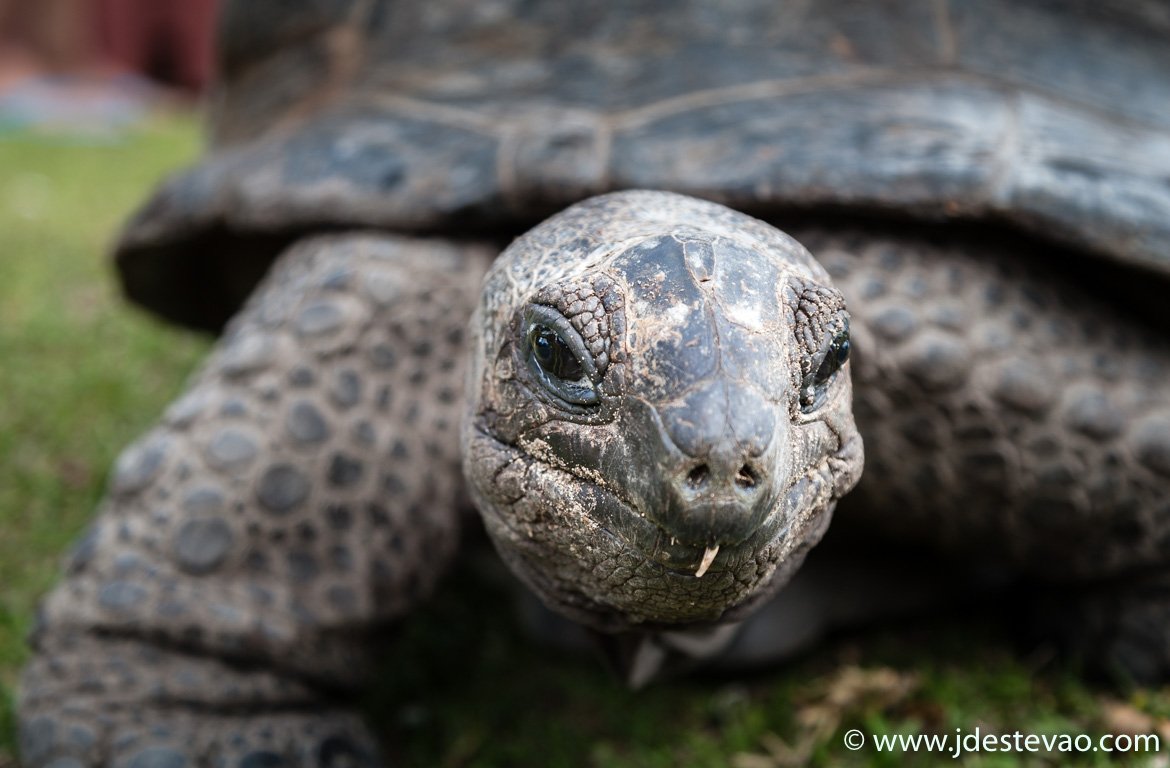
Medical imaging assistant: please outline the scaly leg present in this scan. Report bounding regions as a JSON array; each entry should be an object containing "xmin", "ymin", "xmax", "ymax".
[
  {"xmin": 801, "ymin": 227, "xmax": 1170, "ymax": 678},
  {"xmin": 18, "ymin": 234, "xmax": 491, "ymax": 766}
]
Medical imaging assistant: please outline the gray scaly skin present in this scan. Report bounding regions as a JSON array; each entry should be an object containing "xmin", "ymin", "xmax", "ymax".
[
  {"xmin": 813, "ymin": 230, "xmax": 1170, "ymax": 576},
  {"xmin": 815, "ymin": 227, "xmax": 1170, "ymax": 681},
  {"xmin": 19, "ymin": 191, "xmax": 1170, "ymax": 765},
  {"xmin": 20, "ymin": 234, "xmax": 491, "ymax": 766}
]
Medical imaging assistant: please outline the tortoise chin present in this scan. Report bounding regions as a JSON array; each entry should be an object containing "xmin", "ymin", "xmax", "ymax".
[
  {"xmin": 460, "ymin": 423, "xmax": 856, "ymax": 627},
  {"xmin": 465, "ymin": 422, "xmax": 854, "ymax": 630},
  {"xmin": 462, "ymin": 191, "xmax": 864, "ymax": 631}
]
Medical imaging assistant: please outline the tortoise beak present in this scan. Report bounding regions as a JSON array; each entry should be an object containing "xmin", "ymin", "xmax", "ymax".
[{"xmin": 651, "ymin": 377, "xmax": 784, "ymax": 548}]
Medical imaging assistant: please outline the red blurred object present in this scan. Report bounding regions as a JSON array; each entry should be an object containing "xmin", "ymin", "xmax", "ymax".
[
  {"xmin": 94, "ymin": 0, "xmax": 218, "ymax": 92},
  {"xmin": 0, "ymin": 0, "xmax": 218, "ymax": 93}
]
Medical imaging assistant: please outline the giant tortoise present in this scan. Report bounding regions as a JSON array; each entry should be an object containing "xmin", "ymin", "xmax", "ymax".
[{"xmin": 18, "ymin": 0, "xmax": 1170, "ymax": 764}]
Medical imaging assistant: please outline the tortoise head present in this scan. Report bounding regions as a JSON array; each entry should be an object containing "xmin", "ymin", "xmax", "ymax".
[{"xmin": 462, "ymin": 191, "xmax": 862, "ymax": 631}]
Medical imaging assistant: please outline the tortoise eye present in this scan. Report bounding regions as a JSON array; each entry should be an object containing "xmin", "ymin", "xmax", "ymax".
[
  {"xmin": 529, "ymin": 326, "xmax": 585, "ymax": 382},
  {"xmin": 812, "ymin": 329, "xmax": 850, "ymax": 386},
  {"xmin": 799, "ymin": 321, "xmax": 850, "ymax": 413},
  {"xmin": 522, "ymin": 306, "xmax": 600, "ymax": 407}
]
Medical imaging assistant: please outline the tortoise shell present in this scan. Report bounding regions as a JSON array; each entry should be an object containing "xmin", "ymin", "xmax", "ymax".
[{"xmin": 116, "ymin": 0, "xmax": 1170, "ymax": 332}]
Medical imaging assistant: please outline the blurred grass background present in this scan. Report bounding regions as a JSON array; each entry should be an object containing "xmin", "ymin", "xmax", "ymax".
[
  {"xmin": 0, "ymin": 116, "xmax": 209, "ymax": 760},
  {"xmin": 0, "ymin": 116, "xmax": 1168, "ymax": 767}
]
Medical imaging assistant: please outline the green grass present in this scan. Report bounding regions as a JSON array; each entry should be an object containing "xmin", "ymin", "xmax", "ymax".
[
  {"xmin": 376, "ymin": 577, "xmax": 1166, "ymax": 767},
  {"xmin": 0, "ymin": 119, "xmax": 209, "ymax": 758},
  {"xmin": 1, "ymin": 117, "xmax": 1168, "ymax": 767}
]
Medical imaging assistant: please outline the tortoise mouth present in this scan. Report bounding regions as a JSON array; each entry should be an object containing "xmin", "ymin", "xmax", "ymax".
[
  {"xmin": 641, "ymin": 462, "xmax": 835, "ymax": 578},
  {"xmin": 491, "ymin": 433, "xmax": 837, "ymax": 579},
  {"xmin": 467, "ymin": 422, "xmax": 842, "ymax": 628}
]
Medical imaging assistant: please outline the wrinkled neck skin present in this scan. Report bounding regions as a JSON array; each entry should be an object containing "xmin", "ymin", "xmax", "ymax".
[{"xmin": 462, "ymin": 191, "xmax": 863, "ymax": 634}]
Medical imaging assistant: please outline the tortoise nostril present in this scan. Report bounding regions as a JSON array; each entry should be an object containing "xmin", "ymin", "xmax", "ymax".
[
  {"xmin": 735, "ymin": 464, "xmax": 760, "ymax": 489},
  {"xmin": 686, "ymin": 464, "xmax": 710, "ymax": 490}
]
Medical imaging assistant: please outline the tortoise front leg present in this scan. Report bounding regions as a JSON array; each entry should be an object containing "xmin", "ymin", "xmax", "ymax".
[
  {"xmin": 18, "ymin": 234, "xmax": 492, "ymax": 766},
  {"xmin": 803, "ymin": 228, "xmax": 1170, "ymax": 679},
  {"xmin": 807, "ymin": 228, "xmax": 1170, "ymax": 576}
]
